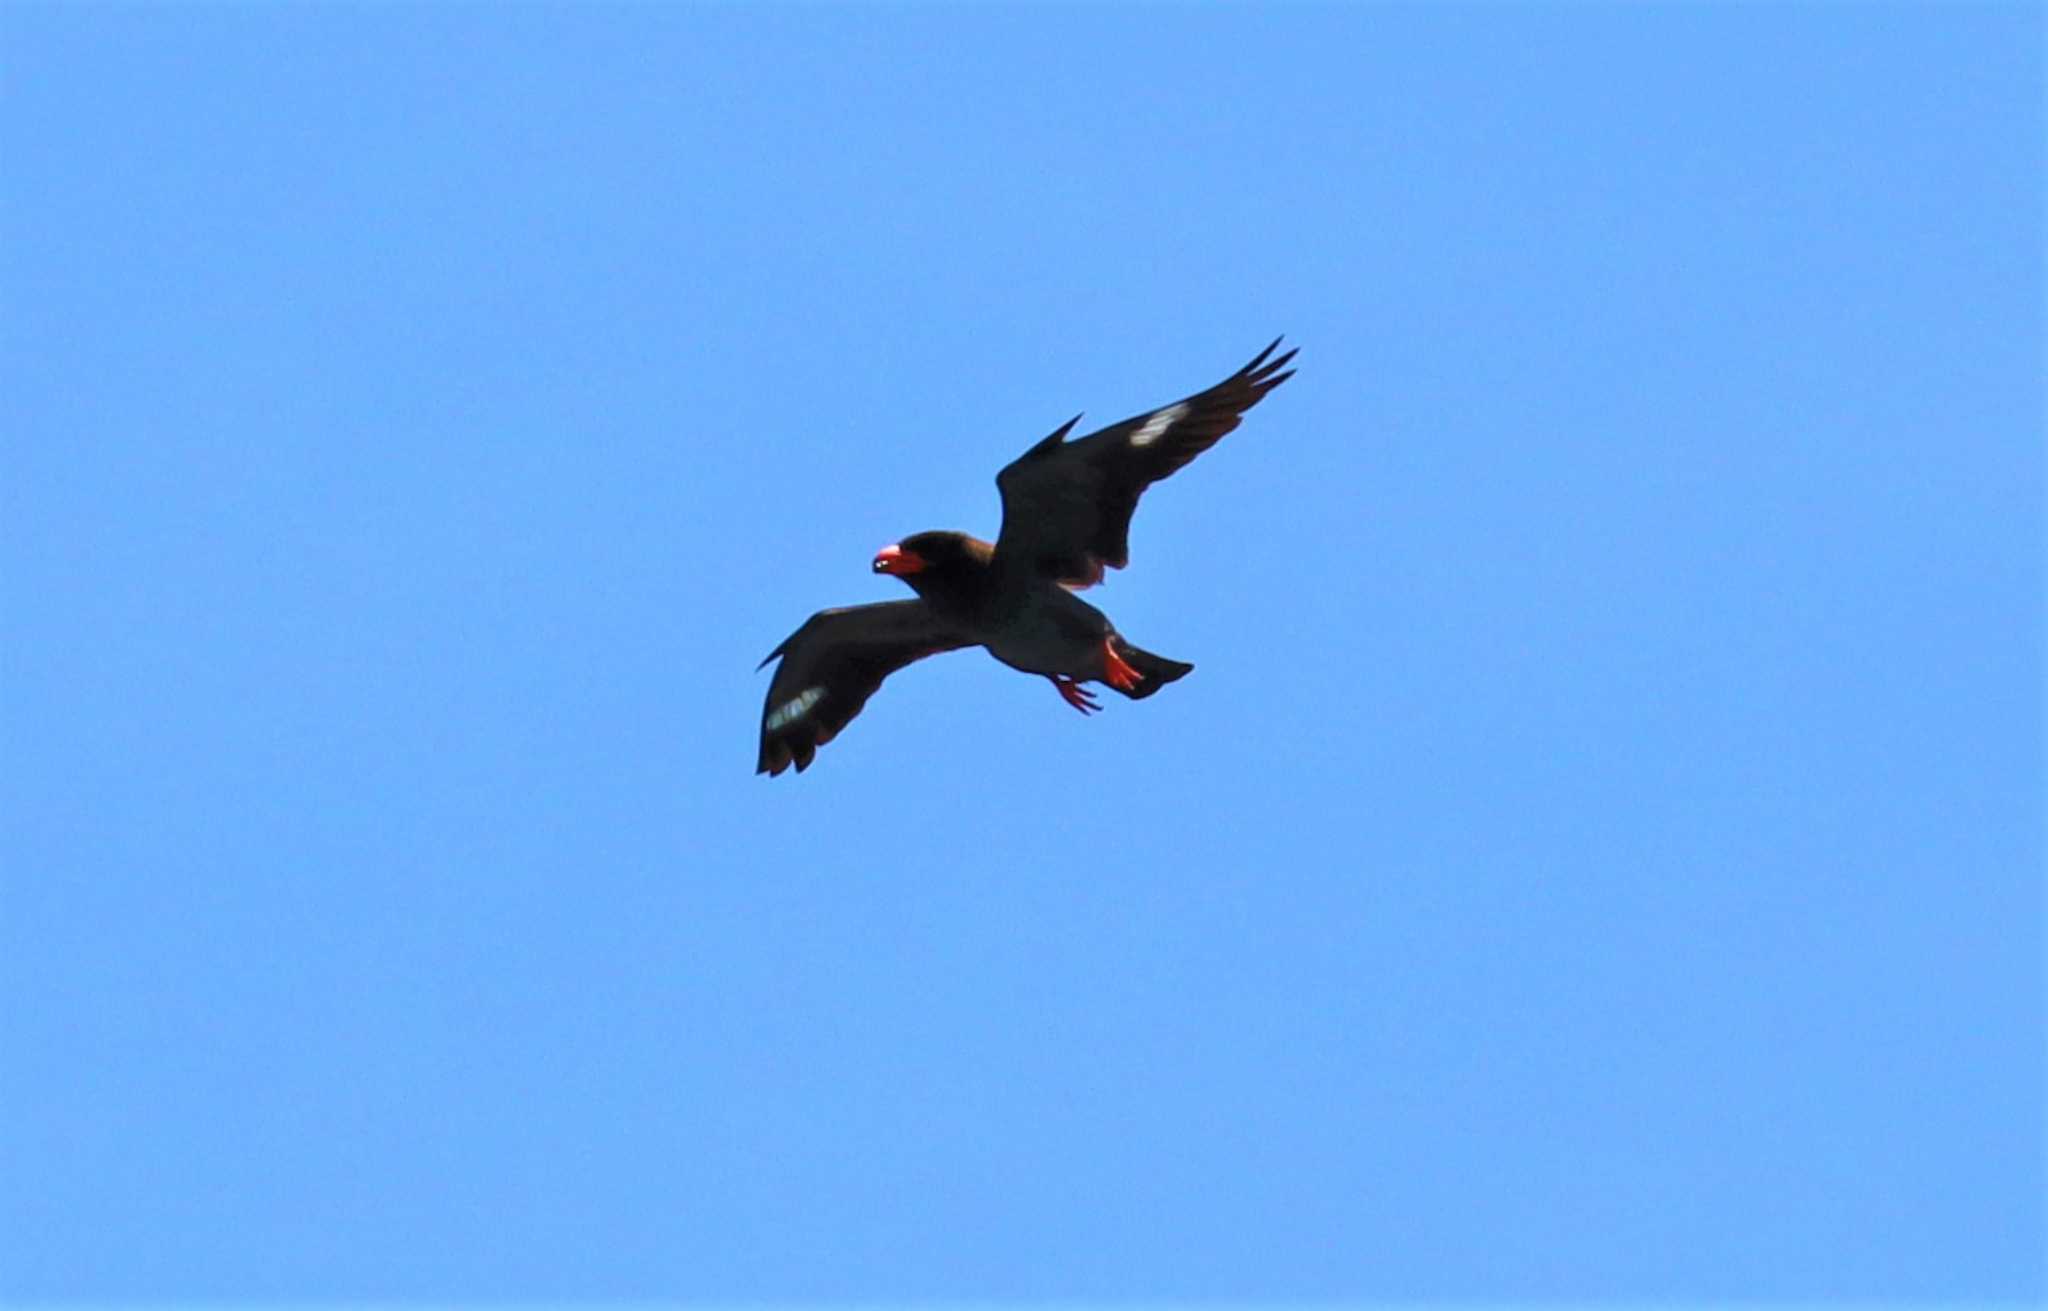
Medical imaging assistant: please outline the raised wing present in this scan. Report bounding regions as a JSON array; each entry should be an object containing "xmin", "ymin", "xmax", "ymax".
[
  {"xmin": 993, "ymin": 338, "xmax": 1297, "ymax": 586},
  {"xmin": 755, "ymin": 600, "xmax": 973, "ymax": 776}
]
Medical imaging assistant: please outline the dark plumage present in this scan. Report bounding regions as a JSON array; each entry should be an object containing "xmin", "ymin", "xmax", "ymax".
[{"xmin": 757, "ymin": 338, "xmax": 1297, "ymax": 775}]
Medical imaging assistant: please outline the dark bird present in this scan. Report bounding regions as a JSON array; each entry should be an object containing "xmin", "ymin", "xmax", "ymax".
[{"xmin": 756, "ymin": 338, "xmax": 1297, "ymax": 775}]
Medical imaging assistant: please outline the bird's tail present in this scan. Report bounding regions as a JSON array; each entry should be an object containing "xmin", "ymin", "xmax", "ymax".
[{"xmin": 1109, "ymin": 640, "xmax": 1193, "ymax": 700}]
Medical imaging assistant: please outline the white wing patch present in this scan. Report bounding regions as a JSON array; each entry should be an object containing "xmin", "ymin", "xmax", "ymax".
[
  {"xmin": 1129, "ymin": 402, "xmax": 1188, "ymax": 448},
  {"xmin": 765, "ymin": 686, "xmax": 825, "ymax": 731}
]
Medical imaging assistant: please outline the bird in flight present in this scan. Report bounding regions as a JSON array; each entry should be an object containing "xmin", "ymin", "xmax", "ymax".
[{"xmin": 756, "ymin": 338, "xmax": 1298, "ymax": 776}]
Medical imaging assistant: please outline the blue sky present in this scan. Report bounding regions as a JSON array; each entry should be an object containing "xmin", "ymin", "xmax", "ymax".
[{"xmin": 2, "ymin": 2, "xmax": 2041, "ymax": 1300}]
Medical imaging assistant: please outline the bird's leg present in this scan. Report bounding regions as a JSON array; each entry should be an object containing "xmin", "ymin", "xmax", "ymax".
[
  {"xmin": 1048, "ymin": 675, "xmax": 1100, "ymax": 715},
  {"xmin": 1101, "ymin": 638, "xmax": 1143, "ymax": 692}
]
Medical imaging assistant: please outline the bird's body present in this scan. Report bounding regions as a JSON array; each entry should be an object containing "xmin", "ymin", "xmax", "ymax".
[
  {"xmin": 982, "ymin": 584, "xmax": 1111, "ymax": 681},
  {"xmin": 756, "ymin": 339, "xmax": 1296, "ymax": 775},
  {"xmin": 896, "ymin": 541, "xmax": 1110, "ymax": 677}
]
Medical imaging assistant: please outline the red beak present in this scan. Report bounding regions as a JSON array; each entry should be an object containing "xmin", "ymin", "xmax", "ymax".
[{"xmin": 872, "ymin": 544, "xmax": 928, "ymax": 576}]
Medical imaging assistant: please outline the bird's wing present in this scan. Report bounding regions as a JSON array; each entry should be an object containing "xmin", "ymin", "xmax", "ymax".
[
  {"xmin": 992, "ymin": 338, "xmax": 1297, "ymax": 587},
  {"xmin": 755, "ymin": 600, "xmax": 974, "ymax": 776}
]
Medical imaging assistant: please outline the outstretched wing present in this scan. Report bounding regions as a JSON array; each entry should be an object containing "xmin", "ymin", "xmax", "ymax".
[
  {"xmin": 993, "ymin": 338, "xmax": 1297, "ymax": 587},
  {"xmin": 755, "ymin": 600, "xmax": 973, "ymax": 776}
]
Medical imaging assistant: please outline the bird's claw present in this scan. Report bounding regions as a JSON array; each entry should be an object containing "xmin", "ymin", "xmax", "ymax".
[
  {"xmin": 1049, "ymin": 675, "xmax": 1100, "ymax": 715},
  {"xmin": 1102, "ymin": 638, "xmax": 1143, "ymax": 692}
]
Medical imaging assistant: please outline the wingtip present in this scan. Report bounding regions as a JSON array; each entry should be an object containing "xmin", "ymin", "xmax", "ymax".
[
  {"xmin": 1244, "ymin": 343, "xmax": 1297, "ymax": 392},
  {"xmin": 1242, "ymin": 335, "xmax": 1287, "ymax": 373}
]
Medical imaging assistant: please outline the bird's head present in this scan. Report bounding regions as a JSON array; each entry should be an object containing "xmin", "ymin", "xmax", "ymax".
[{"xmin": 873, "ymin": 531, "xmax": 993, "ymax": 598}]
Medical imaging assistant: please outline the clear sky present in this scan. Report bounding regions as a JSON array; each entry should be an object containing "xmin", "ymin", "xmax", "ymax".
[{"xmin": 2, "ymin": 2, "xmax": 2041, "ymax": 1301}]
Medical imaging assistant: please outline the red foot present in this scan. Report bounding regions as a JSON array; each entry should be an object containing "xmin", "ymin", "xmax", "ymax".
[
  {"xmin": 1048, "ymin": 675, "xmax": 1100, "ymax": 715},
  {"xmin": 1101, "ymin": 638, "xmax": 1143, "ymax": 692}
]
